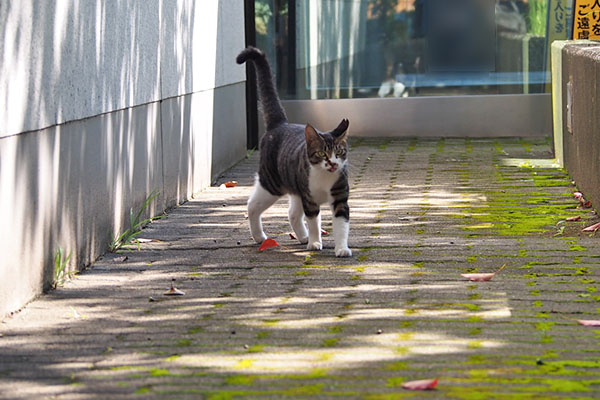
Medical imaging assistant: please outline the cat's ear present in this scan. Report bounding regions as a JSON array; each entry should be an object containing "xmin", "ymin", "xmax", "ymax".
[
  {"xmin": 305, "ymin": 124, "xmax": 323, "ymax": 149},
  {"xmin": 331, "ymin": 119, "xmax": 349, "ymax": 142}
]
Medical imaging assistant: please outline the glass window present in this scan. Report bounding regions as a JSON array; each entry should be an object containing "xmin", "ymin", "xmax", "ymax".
[{"xmin": 255, "ymin": 0, "xmax": 572, "ymax": 100}]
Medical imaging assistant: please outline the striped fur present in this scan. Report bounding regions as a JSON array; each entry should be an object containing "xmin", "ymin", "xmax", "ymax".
[{"xmin": 238, "ymin": 47, "xmax": 352, "ymax": 257}]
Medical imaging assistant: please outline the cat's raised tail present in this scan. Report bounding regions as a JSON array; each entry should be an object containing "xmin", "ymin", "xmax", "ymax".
[{"xmin": 237, "ymin": 46, "xmax": 288, "ymax": 131}]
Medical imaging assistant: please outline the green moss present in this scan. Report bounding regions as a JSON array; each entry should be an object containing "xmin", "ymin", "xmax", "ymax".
[
  {"xmin": 256, "ymin": 331, "xmax": 270, "ymax": 340},
  {"xmin": 225, "ymin": 375, "xmax": 256, "ymax": 385},
  {"xmin": 150, "ymin": 368, "xmax": 170, "ymax": 377},
  {"xmin": 246, "ymin": 345, "xmax": 264, "ymax": 353},
  {"xmin": 386, "ymin": 377, "xmax": 405, "ymax": 387},
  {"xmin": 322, "ymin": 338, "xmax": 339, "ymax": 347},
  {"xmin": 467, "ymin": 316, "xmax": 484, "ymax": 323},
  {"xmin": 177, "ymin": 339, "xmax": 193, "ymax": 347},
  {"xmin": 188, "ymin": 326, "xmax": 204, "ymax": 334},
  {"xmin": 134, "ymin": 386, "xmax": 151, "ymax": 394},
  {"xmin": 469, "ymin": 327, "xmax": 482, "ymax": 336},
  {"xmin": 328, "ymin": 325, "xmax": 343, "ymax": 334},
  {"xmin": 385, "ymin": 361, "xmax": 408, "ymax": 371},
  {"xmin": 281, "ymin": 384, "xmax": 324, "ymax": 396}
]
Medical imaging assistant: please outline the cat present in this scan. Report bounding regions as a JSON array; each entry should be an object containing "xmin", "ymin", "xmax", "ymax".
[{"xmin": 236, "ymin": 46, "xmax": 352, "ymax": 257}]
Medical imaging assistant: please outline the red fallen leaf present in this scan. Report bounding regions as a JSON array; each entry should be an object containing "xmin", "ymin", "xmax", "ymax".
[
  {"xmin": 289, "ymin": 233, "xmax": 296, "ymax": 240},
  {"xmin": 321, "ymin": 229, "xmax": 329, "ymax": 236},
  {"xmin": 574, "ymin": 192, "xmax": 583, "ymax": 199},
  {"xmin": 566, "ymin": 216, "xmax": 581, "ymax": 222},
  {"xmin": 402, "ymin": 378, "xmax": 438, "ymax": 391},
  {"xmin": 461, "ymin": 264, "xmax": 506, "ymax": 282},
  {"xmin": 224, "ymin": 181, "xmax": 238, "ymax": 188},
  {"xmin": 259, "ymin": 238, "xmax": 279, "ymax": 251},
  {"xmin": 584, "ymin": 200, "xmax": 592, "ymax": 208},
  {"xmin": 583, "ymin": 222, "xmax": 600, "ymax": 232}
]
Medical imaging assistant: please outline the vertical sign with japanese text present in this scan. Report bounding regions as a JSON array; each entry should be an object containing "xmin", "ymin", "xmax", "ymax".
[
  {"xmin": 548, "ymin": 0, "xmax": 572, "ymax": 41},
  {"xmin": 572, "ymin": 0, "xmax": 600, "ymax": 40}
]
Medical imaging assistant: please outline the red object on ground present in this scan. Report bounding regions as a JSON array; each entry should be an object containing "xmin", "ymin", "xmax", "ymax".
[
  {"xmin": 258, "ymin": 238, "xmax": 279, "ymax": 251},
  {"xmin": 577, "ymin": 319, "xmax": 600, "ymax": 327},
  {"xmin": 401, "ymin": 378, "xmax": 438, "ymax": 390}
]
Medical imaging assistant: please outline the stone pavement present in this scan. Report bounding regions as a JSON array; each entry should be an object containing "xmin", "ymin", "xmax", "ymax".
[{"xmin": 2, "ymin": 138, "xmax": 600, "ymax": 399}]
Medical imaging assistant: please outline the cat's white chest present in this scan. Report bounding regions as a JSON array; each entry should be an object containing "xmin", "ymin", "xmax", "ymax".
[{"xmin": 308, "ymin": 166, "xmax": 338, "ymax": 205}]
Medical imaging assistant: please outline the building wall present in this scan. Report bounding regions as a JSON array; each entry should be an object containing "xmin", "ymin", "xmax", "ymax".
[{"xmin": 0, "ymin": 0, "xmax": 247, "ymax": 317}]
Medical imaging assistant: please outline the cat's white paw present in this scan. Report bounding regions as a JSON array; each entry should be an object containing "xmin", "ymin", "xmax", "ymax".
[
  {"xmin": 253, "ymin": 233, "xmax": 267, "ymax": 244},
  {"xmin": 297, "ymin": 236, "xmax": 309, "ymax": 244},
  {"xmin": 335, "ymin": 247, "xmax": 352, "ymax": 257},
  {"xmin": 307, "ymin": 241, "xmax": 323, "ymax": 251}
]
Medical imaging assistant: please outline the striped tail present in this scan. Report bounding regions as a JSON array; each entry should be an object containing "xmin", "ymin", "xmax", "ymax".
[{"xmin": 237, "ymin": 47, "xmax": 288, "ymax": 131}]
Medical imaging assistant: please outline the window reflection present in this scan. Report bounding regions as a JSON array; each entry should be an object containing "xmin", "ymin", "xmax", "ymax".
[{"xmin": 256, "ymin": 0, "xmax": 571, "ymax": 99}]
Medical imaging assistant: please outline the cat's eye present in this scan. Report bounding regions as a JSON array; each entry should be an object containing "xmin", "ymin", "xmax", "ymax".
[
  {"xmin": 336, "ymin": 149, "xmax": 345, "ymax": 156},
  {"xmin": 316, "ymin": 151, "xmax": 326, "ymax": 158}
]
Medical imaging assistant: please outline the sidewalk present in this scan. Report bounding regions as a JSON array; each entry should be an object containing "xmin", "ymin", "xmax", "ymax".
[{"xmin": 2, "ymin": 138, "xmax": 600, "ymax": 399}]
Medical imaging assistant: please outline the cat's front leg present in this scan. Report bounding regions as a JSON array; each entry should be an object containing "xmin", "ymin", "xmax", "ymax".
[
  {"xmin": 305, "ymin": 213, "xmax": 322, "ymax": 251},
  {"xmin": 332, "ymin": 202, "xmax": 352, "ymax": 257}
]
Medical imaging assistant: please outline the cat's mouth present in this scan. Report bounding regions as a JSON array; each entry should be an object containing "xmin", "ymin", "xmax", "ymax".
[{"xmin": 327, "ymin": 164, "xmax": 338, "ymax": 173}]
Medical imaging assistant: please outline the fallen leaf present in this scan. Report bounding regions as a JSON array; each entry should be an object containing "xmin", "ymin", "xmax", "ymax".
[
  {"xmin": 566, "ymin": 216, "xmax": 581, "ymax": 222},
  {"xmin": 584, "ymin": 200, "xmax": 592, "ymax": 208},
  {"xmin": 574, "ymin": 192, "xmax": 583, "ymax": 199},
  {"xmin": 137, "ymin": 238, "xmax": 154, "ymax": 243},
  {"xmin": 402, "ymin": 378, "xmax": 438, "ymax": 391},
  {"xmin": 577, "ymin": 320, "xmax": 600, "ymax": 327},
  {"xmin": 289, "ymin": 233, "xmax": 297, "ymax": 240},
  {"xmin": 224, "ymin": 181, "xmax": 238, "ymax": 188},
  {"xmin": 259, "ymin": 238, "xmax": 279, "ymax": 251},
  {"xmin": 582, "ymin": 222, "xmax": 600, "ymax": 232},
  {"xmin": 461, "ymin": 264, "xmax": 506, "ymax": 282},
  {"xmin": 164, "ymin": 280, "xmax": 185, "ymax": 296},
  {"xmin": 321, "ymin": 229, "xmax": 329, "ymax": 236}
]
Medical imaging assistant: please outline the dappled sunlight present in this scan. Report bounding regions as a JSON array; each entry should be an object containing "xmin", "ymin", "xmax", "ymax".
[
  {"xmin": 501, "ymin": 158, "xmax": 561, "ymax": 169},
  {"xmin": 172, "ymin": 331, "xmax": 505, "ymax": 374}
]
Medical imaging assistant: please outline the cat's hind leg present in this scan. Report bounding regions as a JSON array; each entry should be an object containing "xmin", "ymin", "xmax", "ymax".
[
  {"xmin": 288, "ymin": 195, "xmax": 308, "ymax": 244},
  {"xmin": 248, "ymin": 182, "xmax": 279, "ymax": 243}
]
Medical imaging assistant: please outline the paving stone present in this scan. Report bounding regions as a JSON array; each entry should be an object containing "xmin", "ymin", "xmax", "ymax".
[{"xmin": 2, "ymin": 138, "xmax": 600, "ymax": 399}]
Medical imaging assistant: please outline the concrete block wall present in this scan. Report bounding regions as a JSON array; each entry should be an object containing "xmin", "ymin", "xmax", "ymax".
[
  {"xmin": 555, "ymin": 41, "xmax": 600, "ymax": 210},
  {"xmin": 0, "ymin": 0, "xmax": 247, "ymax": 317}
]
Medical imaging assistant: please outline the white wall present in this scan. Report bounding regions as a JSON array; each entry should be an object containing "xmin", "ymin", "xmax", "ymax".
[{"xmin": 0, "ymin": 0, "xmax": 247, "ymax": 317}]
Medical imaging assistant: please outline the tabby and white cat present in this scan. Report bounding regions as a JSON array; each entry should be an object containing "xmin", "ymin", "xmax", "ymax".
[{"xmin": 236, "ymin": 47, "xmax": 352, "ymax": 257}]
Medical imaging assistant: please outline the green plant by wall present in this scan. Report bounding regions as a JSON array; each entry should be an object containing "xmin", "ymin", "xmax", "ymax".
[
  {"xmin": 109, "ymin": 189, "xmax": 162, "ymax": 252},
  {"xmin": 52, "ymin": 247, "xmax": 73, "ymax": 289},
  {"xmin": 528, "ymin": 0, "xmax": 548, "ymax": 36}
]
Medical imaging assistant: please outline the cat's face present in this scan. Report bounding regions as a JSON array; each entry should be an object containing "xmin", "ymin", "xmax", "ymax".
[{"xmin": 305, "ymin": 119, "xmax": 349, "ymax": 173}]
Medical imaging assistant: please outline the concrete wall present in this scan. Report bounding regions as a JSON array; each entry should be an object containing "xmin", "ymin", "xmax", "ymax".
[
  {"xmin": 559, "ymin": 42, "xmax": 600, "ymax": 212},
  {"xmin": 0, "ymin": 0, "xmax": 247, "ymax": 317}
]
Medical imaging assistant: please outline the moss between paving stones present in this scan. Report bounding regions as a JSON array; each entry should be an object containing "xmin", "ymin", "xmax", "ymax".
[{"xmin": 6, "ymin": 138, "xmax": 600, "ymax": 399}]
